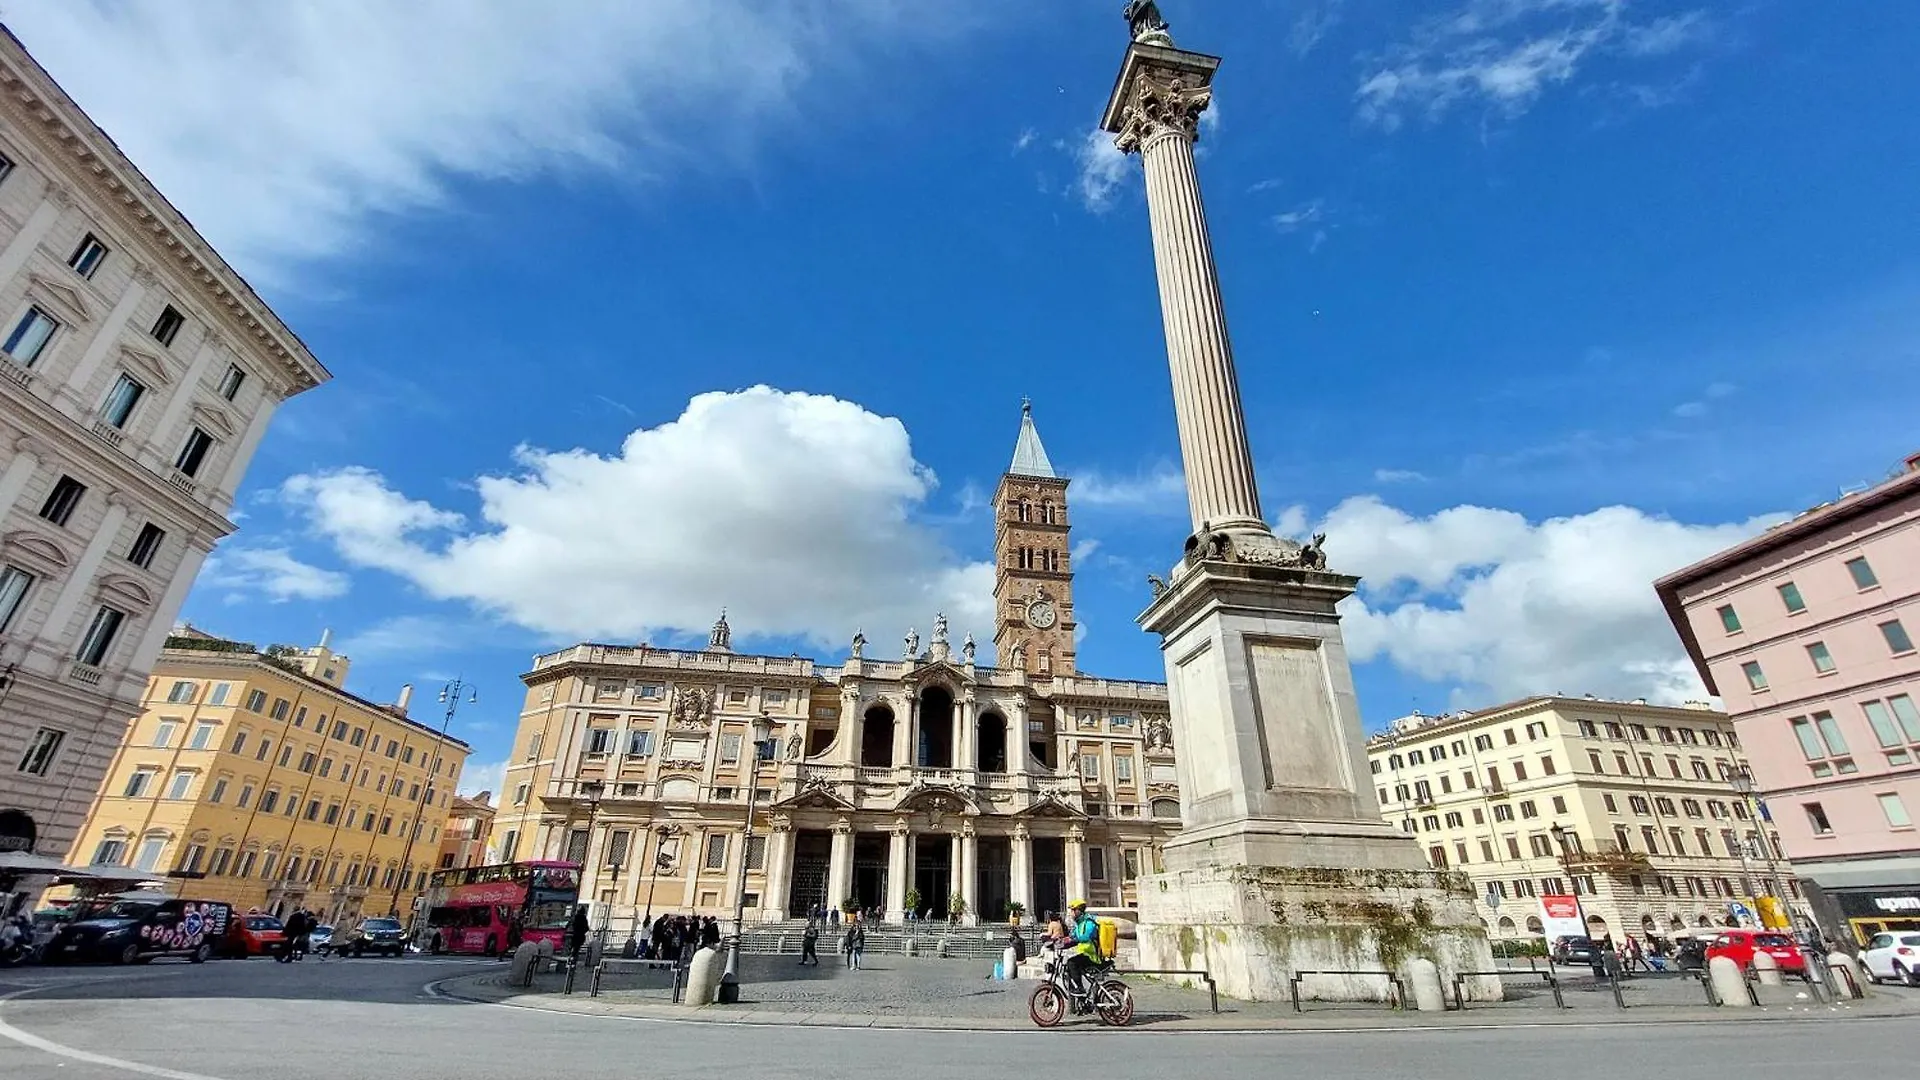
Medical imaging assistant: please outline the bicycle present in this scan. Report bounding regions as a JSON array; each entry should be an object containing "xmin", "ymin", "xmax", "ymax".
[{"xmin": 1028, "ymin": 954, "xmax": 1135, "ymax": 1027}]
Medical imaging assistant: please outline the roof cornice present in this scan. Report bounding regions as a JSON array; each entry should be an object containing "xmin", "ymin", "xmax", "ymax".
[{"xmin": 0, "ymin": 28, "xmax": 329, "ymax": 396}]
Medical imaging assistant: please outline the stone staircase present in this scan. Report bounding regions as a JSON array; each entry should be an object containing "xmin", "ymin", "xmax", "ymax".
[{"xmin": 738, "ymin": 919, "xmax": 1048, "ymax": 961}]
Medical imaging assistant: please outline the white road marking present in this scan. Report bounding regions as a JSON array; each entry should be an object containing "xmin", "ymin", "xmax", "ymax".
[{"xmin": 0, "ymin": 987, "xmax": 234, "ymax": 1080}]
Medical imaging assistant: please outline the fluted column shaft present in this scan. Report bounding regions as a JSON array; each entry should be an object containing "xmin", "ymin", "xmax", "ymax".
[{"xmin": 1131, "ymin": 94, "xmax": 1265, "ymax": 535}]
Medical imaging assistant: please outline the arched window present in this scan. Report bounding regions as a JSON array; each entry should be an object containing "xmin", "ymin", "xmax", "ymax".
[
  {"xmin": 1041, "ymin": 500, "xmax": 1057, "ymax": 524},
  {"xmin": 1017, "ymin": 498, "xmax": 1031, "ymax": 522},
  {"xmin": 1150, "ymin": 798, "xmax": 1181, "ymax": 820}
]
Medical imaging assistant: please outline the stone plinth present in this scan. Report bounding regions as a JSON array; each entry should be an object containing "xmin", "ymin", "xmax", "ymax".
[{"xmin": 1134, "ymin": 864, "xmax": 1498, "ymax": 1004}]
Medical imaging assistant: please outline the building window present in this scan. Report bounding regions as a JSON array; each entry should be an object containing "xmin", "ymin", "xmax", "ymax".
[
  {"xmin": 1741, "ymin": 661, "xmax": 1768, "ymax": 691},
  {"xmin": 126, "ymin": 522, "xmax": 166, "ymax": 569},
  {"xmin": 91, "ymin": 839, "xmax": 127, "ymax": 866},
  {"xmin": 1804, "ymin": 802, "xmax": 1834, "ymax": 835},
  {"xmin": 0, "ymin": 152, "xmax": 12, "ymax": 184},
  {"xmin": 68, "ymin": 233, "xmax": 109, "ymax": 278},
  {"xmin": 151, "ymin": 721, "xmax": 177, "ymax": 747},
  {"xmin": 704, "ymin": 834, "xmax": 728, "ymax": 870},
  {"xmin": 1775, "ymin": 581, "xmax": 1806, "ymax": 613},
  {"xmin": 39, "ymin": 475, "xmax": 87, "ymax": 526},
  {"xmin": 2, "ymin": 306, "xmax": 58, "ymax": 366},
  {"xmin": 1080, "ymin": 753, "xmax": 1101, "ymax": 780},
  {"xmin": 1806, "ymin": 641, "xmax": 1837, "ymax": 674},
  {"xmin": 208, "ymin": 777, "xmax": 228, "ymax": 804},
  {"xmin": 16, "ymin": 728, "xmax": 64, "ymax": 775},
  {"xmin": 0, "ymin": 565, "xmax": 33, "ymax": 633},
  {"xmin": 188, "ymin": 722, "xmax": 216, "ymax": 750},
  {"xmin": 744, "ymin": 834, "xmax": 766, "ymax": 871},
  {"xmin": 124, "ymin": 769, "xmax": 156, "ymax": 798},
  {"xmin": 165, "ymin": 771, "xmax": 194, "ymax": 800},
  {"xmin": 513, "ymin": 783, "xmax": 528, "ymax": 806},
  {"xmin": 1845, "ymin": 556, "xmax": 1879, "ymax": 590},
  {"xmin": 627, "ymin": 730, "xmax": 654, "ymax": 757},
  {"xmin": 174, "ymin": 427, "xmax": 216, "ymax": 478},
  {"xmin": 151, "ymin": 304, "xmax": 185, "ymax": 347},
  {"xmin": 1716, "ymin": 604, "xmax": 1741, "ymax": 633},
  {"xmin": 1880, "ymin": 620, "xmax": 1914, "ymax": 656},
  {"xmin": 720, "ymin": 733, "xmax": 742, "ymax": 763},
  {"xmin": 216, "ymin": 363, "xmax": 245, "ymax": 401},
  {"xmin": 1878, "ymin": 793, "xmax": 1913, "ymax": 829},
  {"xmin": 164, "ymin": 680, "xmax": 195, "ymax": 704},
  {"xmin": 76, "ymin": 605, "xmax": 125, "ymax": 666},
  {"xmin": 585, "ymin": 728, "xmax": 613, "ymax": 755},
  {"xmin": 100, "ymin": 373, "xmax": 146, "ymax": 429}
]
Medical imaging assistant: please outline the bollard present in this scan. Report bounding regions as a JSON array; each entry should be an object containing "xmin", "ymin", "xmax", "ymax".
[
  {"xmin": 509, "ymin": 941, "xmax": 540, "ymax": 987},
  {"xmin": 1002, "ymin": 946, "xmax": 1017, "ymax": 981},
  {"xmin": 1826, "ymin": 952, "xmax": 1864, "ymax": 998},
  {"xmin": 1752, "ymin": 950, "xmax": 1784, "ymax": 987},
  {"xmin": 682, "ymin": 946, "xmax": 722, "ymax": 1006},
  {"xmin": 1406, "ymin": 959, "xmax": 1446, "ymax": 1012},
  {"xmin": 1708, "ymin": 956, "xmax": 1750, "ymax": 1007}
]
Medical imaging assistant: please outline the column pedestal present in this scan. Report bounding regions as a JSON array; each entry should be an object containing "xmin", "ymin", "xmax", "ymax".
[{"xmin": 763, "ymin": 823, "xmax": 793, "ymax": 922}]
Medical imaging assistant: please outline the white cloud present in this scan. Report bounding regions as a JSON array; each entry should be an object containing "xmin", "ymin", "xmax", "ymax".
[
  {"xmin": 1671, "ymin": 401, "xmax": 1708, "ymax": 419},
  {"xmin": 457, "ymin": 760, "xmax": 507, "ymax": 799},
  {"xmin": 1074, "ymin": 129, "xmax": 1133, "ymax": 213},
  {"xmin": 1373, "ymin": 468, "xmax": 1429, "ymax": 484},
  {"xmin": 1273, "ymin": 199, "xmax": 1325, "ymax": 233},
  {"xmin": 200, "ymin": 546, "xmax": 350, "ymax": 603},
  {"xmin": 282, "ymin": 387, "xmax": 994, "ymax": 656},
  {"xmin": 6, "ymin": 0, "xmax": 976, "ymax": 282},
  {"xmin": 1014, "ymin": 127, "xmax": 1038, "ymax": 152},
  {"xmin": 335, "ymin": 614, "xmax": 499, "ymax": 662},
  {"xmin": 1293, "ymin": 495, "xmax": 1781, "ymax": 705},
  {"xmin": 1072, "ymin": 467, "xmax": 1187, "ymax": 512},
  {"xmin": 1356, "ymin": 0, "xmax": 1714, "ymax": 131}
]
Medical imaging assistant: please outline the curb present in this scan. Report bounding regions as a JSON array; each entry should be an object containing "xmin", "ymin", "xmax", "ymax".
[{"xmin": 424, "ymin": 972, "xmax": 1920, "ymax": 1036}]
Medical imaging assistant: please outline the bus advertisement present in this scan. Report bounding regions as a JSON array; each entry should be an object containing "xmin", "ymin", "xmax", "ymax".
[{"xmin": 419, "ymin": 860, "xmax": 580, "ymax": 956}]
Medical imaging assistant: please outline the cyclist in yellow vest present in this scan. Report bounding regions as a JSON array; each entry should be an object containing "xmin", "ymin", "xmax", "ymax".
[{"xmin": 1060, "ymin": 900, "xmax": 1104, "ymax": 1010}]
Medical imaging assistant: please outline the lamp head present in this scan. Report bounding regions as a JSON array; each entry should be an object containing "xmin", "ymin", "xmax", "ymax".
[{"xmin": 751, "ymin": 714, "xmax": 774, "ymax": 745}]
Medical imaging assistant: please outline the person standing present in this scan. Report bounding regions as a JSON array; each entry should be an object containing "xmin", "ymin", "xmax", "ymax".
[
  {"xmin": 800, "ymin": 918, "xmax": 820, "ymax": 966},
  {"xmin": 279, "ymin": 909, "xmax": 307, "ymax": 963},
  {"xmin": 568, "ymin": 906, "xmax": 591, "ymax": 960},
  {"xmin": 843, "ymin": 915, "xmax": 865, "ymax": 970}
]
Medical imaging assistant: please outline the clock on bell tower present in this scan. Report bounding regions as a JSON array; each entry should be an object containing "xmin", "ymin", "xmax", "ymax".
[{"xmin": 992, "ymin": 400, "xmax": 1077, "ymax": 677}]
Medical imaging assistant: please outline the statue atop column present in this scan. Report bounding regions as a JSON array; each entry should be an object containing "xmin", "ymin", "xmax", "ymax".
[
  {"xmin": 932, "ymin": 612, "xmax": 949, "ymax": 646},
  {"xmin": 962, "ymin": 632, "xmax": 976, "ymax": 664},
  {"xmin": 850, "ymin": 628, "xmax": 866, "ymax": 658},
  {"xmin": 904, "ymin": 626, "xmax": 920, "ymax": 660},
  {"xmin": 1124, "ymin": 1, "xmax": 1170, "ymax": 43}
]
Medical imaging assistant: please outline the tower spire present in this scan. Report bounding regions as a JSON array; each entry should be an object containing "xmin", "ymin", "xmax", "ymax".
[
  {"xmin": 707, "ymin": 608, "xmax": 732, "ymax": 653},
  {"xmin": 1008, "ymin": 399, "xmax": 1057, "ymax": 478}
]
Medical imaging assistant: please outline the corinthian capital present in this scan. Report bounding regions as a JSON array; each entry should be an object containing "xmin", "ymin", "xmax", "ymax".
[{"xmin": 1114, "ymin": 70, "xmax": 1213, "ymax": 155}]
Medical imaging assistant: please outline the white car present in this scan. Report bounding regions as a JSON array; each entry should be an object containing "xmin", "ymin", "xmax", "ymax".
[{"xmin": 1861, "ymin": 931, "xmax": 1920, "ymax": 986}]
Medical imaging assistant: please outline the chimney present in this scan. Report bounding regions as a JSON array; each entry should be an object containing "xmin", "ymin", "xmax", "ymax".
[
  {"xmin": 318, "ymin": 627, "xmax": 332, "ymax": 649},
  {"xmin": 396, "ymin": 683, "xmax": 413, "ymax": 715},
  {"xmin": 1905, "ymin": 450, "xmax": 1920, "ymax": 473}
]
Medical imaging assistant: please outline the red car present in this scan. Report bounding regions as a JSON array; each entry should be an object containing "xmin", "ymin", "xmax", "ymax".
[
  {"xmin": 1705, "ymin": 929, "xmax": 1806, "ymax": 974},
  {"xmin": 222, "ymin": 914, "xmax": 287, "ymax": 958}
]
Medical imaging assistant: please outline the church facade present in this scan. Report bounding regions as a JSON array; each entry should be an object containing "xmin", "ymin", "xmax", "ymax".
[{"xmin": 489, "ymin": 405, "xmax": 1178, "ymax": 927}]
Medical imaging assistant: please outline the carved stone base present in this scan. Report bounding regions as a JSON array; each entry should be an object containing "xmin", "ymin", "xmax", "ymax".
[{"xmin": 1134, "ymin": 863, "xmax": 1500, "ymax": 1003}]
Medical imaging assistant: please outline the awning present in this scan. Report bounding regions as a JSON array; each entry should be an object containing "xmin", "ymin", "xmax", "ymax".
[
  {"xmin": 0, "ymin": 851, "xmax": 78, "ymax": 877},
  {"xmin": 51, "ymin": 865, "xmax": 167, "ymax": 887}
]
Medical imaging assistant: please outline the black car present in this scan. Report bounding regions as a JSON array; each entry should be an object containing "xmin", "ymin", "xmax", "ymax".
[
  {"xmin": 1551, "ymin": 935, "xmax": 1599, "ymax": 966},
  {"xmin": 340, "ymin": 916, "xmax": 407, "ymax": 957},
  {"xmin": 47, "ymin": 898, "xmax": 231, "ymax": 965}
]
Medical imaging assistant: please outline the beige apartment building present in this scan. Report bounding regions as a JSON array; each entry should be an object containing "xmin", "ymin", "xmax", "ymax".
[
  {"xmin": 61, "ymin": 628, "xmax": 470, "ymax": 924},
  {"xmin": 492, "ymin": 406, "xmax": 1181, "ymax": 930},
  {"xmin": 0, "ymin": 30, "xmax": 328, "ymax": 906},
  {"xmin": 1366, "ymin": 696, "xmax": 1804, "ymax": 942},
  {"xmin": 438, "ymin": 792, "xmax": 495, "ymax": 871}
]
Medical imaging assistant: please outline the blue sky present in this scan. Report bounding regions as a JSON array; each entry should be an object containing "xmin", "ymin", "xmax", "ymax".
[{"xmin": 14, "ymin": 1, "xmax": 1920, "ymax": 794}]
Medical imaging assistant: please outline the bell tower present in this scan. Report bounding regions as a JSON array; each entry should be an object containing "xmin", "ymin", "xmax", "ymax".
[{"xmin": 992, "ymin": 400, "xmax": 1076, "ymax": 677}]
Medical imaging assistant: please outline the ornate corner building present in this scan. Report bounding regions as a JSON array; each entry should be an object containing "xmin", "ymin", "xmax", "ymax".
[
  {"xmin": 0, "ymin": 30, "xmax": 329, "ymax": 899},
  {"xmin": 491, "ymin": 406, "xmax": 1179, "ymax": 927}
]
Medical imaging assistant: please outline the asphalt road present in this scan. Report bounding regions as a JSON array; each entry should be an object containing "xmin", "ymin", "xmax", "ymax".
[{"xmin": 0, "ymin": 955, "xmax": 1912, "ymax": 1080}]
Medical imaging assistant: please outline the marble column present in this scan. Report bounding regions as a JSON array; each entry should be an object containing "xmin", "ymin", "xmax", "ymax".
[
  {"xmin": 0, "ymin": 437, "xmax": 44, "ymax": 520},
  {"xmin": 826, "ymin": 816, "xmax": 854, "ymax": 913},
  {"xmin": 885, "ymin": 819, "xmax": 909, "ymax": 923},
  {"xmin": 957, "ymin": 693, "xmax": 976, "ymax": 775},
  {"xmin": 1010, "ymin": 824, "xmax": 1032, "ymax": 920},
  {"xmin": 958, "ymin": 823, "xmax": 978, "ymax": 926},
  {"xmin": 1104, "ymin": 43, "xmax": 1263, "ymax": 538},
  {"xmin": 1065, "ymin": 824, "xmax": 1088, "ymax": 904},
  {"xmin": 1010, "ymin": 701, "xmax": 1031, "ymax": 778},
  {"xmin": 895, "ymin": 696, "xmax": 915, "ymax": 770},
  {"xmin": 763, "ymin": 817, "xmax": 793, "ymax": 921}
]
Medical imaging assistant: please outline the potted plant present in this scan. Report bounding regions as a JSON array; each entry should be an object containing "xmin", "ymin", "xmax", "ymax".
[
  {"xmin": 1007, "ymin": 901, "xmax": 1027, "ymax": 925},
  {"xmin": 948, "ymin": 893, "xmax": 968, "ymax": 925},
  {"xmin": 903, "ymin": 888, "xmax": 922, "ymax": 919},
  {"xmin": 840, "ymin": 898, "xmax": 859, "ymax": 916}
]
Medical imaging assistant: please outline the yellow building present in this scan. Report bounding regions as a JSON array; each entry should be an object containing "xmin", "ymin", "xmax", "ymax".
[
  {"xmin": 63, "ymin": 627, "xmax": 470, "ymax": 925},
  {"xmin": 1366, "ymin": 696, "xmax": 1807, "ymax": 942}
]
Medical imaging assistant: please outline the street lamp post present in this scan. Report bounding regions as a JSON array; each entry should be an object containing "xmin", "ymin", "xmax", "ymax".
[
  {"xmin": 641, "ymin": 824, "xmax": 679, "ymax": 935},
  {"xmin": 717, "ymin": 715, "xmax": 776, "ymax": 1005},
  {"xmin": 576, "ymin": 781, "xmax": 604, "ymax": 946},
  {"xmin": 1731, "ymin": 771, "xmax": 1801, "ymax": 936},
  {"xmin": 389, "ymin": 677, "xmax": 473, "ymax": 923}
]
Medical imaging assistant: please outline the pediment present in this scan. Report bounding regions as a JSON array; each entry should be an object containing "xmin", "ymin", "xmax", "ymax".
[
  {"xmin": 190, "ymin": 402, "xmax": 237, "ymax": 440},
  {"xmin": 25, "ymin": 272, "xmax": 92, "ymax": 324},
  {"xmin": 904, "ymin": 659, "xmax": 970, "ymax": 689},
  {"xmin": 1016, "ymin": 795, "xmax": 1087, "ymax": 821},
  {"xmin": 119, "ymin": 343, "xmax": 174, "ymax": 386},
  {"xmin": 773, "ymin": 786, "xmax": 858, "ymax": 813},
  {"xmin": 3, "ymin": 529, "xmax": 74, "ymax": 577},
  {"xmin": 895, "ymin": 784, "xmax": 979, "ymax": 815},
  {"xmin": 96, "ymin": 574, "xmax": 155, "ymax": 613}
]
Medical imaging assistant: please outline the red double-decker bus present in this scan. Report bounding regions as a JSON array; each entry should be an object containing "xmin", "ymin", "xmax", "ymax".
[{"xmin": 419, "ymin": 860, "xmax": 580, "ymax": 956}]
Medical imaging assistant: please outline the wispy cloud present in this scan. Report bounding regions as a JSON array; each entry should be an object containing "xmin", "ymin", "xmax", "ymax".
[
  {"xmin": 1291, "ymin": 1, "xmax": 1346, "ymax": 57},
  {"xmin": 1073, "ymin": 129, "xmax": 1133, "ymax": 212},
  {"xmin": 5, "ymin": 0, "xmax": 980, "ymax": 284},
  {"xmin": 1374, "ymin": 468, "xmax": 1429, "ymax": 484},
  {"xmin": 1356, "ymin": 0, "xmax": 1717, "ymax": 131},
  {"xmin": 1013, "ymin": 127, "xmax": 1037, "ymax": 153},
  {"xmin": 201, "ymin": 546, "xmax": 350, "ymax": 603},
  {"xmin": 1273, "ymin": 198, "xmax": 1331, "ymax": 252},
  {"xmin": 1073, "ymin": 467, "xmax": 1186, "ymax": 511}
]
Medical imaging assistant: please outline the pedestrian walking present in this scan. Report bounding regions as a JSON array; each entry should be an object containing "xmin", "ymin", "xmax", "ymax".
[
  {"xmin": 843, "ymin": 916, "xmax": 865, "ymax": 970},
  {"xmin": 568, "ymin": 906, "xmax": 591, "ymax": 960},
  {"xmin": 800, "ymin": 918, "xmax": 821, "ymax": 966}
]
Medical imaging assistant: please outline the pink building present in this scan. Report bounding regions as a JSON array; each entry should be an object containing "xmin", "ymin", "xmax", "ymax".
[{"xmin": 1656, "ymin": 452, "xmax": 1920, "ymax": 945}]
